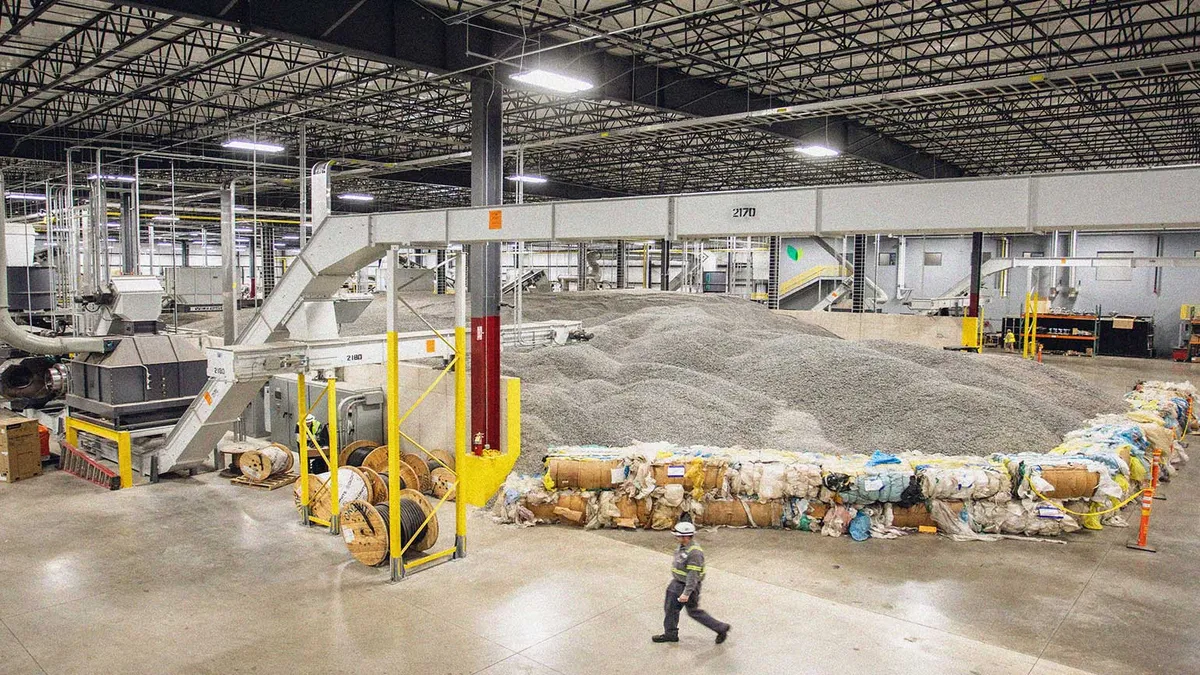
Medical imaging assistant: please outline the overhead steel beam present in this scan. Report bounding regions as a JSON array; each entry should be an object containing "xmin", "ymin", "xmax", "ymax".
[
  {"xmin": 381, "ymin": 166, "xmax": 632, "ymax": 200},
  {"xmin": 116, "ymin": 0, "xmax": 964, "ymax": 179}
]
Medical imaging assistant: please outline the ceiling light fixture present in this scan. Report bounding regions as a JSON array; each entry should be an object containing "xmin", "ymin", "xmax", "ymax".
[
  {"xmin": 4, "ymin": 192, "xmax": 46, "ymax": 201},
  {"xmin": 222, "ymin": 139, "xmax": 285, "ymax": 153},
  {"xmin": 337, "ymin": 193, "xmax": 374, "ymax": 202},
  {"xmin": 88, "ymin": 174, "xmax": 136, "ymax": 182},
  {"xmin": 506, "ymin": 174, "xmax": 548, "ymax": 184},
  {"xmin": 510, "ymin": 69, "xmax": 593, "ymax": 94},
  {"xmin": 795, "ymin": 145, "xmax": 840, "ymax": 158},
  {"xmin": 152, "ymin": 215, "xmax": 180, "ymax": 222}
]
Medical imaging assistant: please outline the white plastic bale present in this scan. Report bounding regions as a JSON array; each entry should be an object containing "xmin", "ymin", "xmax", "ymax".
[
  {"xmin": 967, "ymin": 499, "xmax": 1081, "ymax": 536},
  {"xmin": 784, "ymin": 462, "xmax": 822, "ymax": 499}
]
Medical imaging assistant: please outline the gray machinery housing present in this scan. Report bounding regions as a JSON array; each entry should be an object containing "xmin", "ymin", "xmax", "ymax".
[
  {"xmin": 67, "ymin": 335, "xmax": 207, "ymax": 429},
  {"xmin": 66, "ymin": 277, "xmax": 208, "ymax": 430},
  {"xmin": 266, "ymin": 374, "xmax": 384, "ymax": 451},
  {"xmin": 7, "ymin": 266, "xmax": 53, "ymax": 312}
]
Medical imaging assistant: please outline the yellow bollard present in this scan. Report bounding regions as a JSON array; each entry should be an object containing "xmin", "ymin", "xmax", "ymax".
[
  {"xmin": 298, "ymin": 372, "xmax": 310, "ymax": 525},
  {"xmin": 326, "ymin": 377, "xmax": 340, "ymax": 535}
]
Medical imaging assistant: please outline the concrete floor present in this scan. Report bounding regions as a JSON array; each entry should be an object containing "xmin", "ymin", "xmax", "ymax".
[{"xmin": 1, "ymin": 356, "xmax": 1197, "ymax": 675}]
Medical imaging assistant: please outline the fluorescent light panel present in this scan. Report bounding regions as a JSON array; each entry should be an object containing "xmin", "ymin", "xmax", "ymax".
[
  {"xmin": 88, "ymin": 174, "xmax": 136, "ymax": 182},
  {"xmin": 222, "ymin": 139, "xmax": 285, "ymax": 153},
  {"xmin": 337, "ymin": 193, "xmax": 374, "ymax": 202},
  {"xmin": 507, "ymin": 174, "xmax": 548, "ymax": 184},
  {"xmin": 510, "ymin": 69, "xmax": 593, "ymax": 93},
  {"xmin": 795, "ymin": 145, "xmax": 840, "ymax": 158}
]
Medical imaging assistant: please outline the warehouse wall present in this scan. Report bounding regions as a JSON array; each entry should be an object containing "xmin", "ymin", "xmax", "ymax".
[{"xmin": 781, "ymin": 232, "xmax": 1200, "ymax": 356}]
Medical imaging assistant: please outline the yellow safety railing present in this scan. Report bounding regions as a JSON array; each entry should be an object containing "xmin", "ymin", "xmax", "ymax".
[
  {"xmin": 64, "ymin": 416, "xmax": 132, "ymax": 488},
  {"xmin": 296, "ymin": 374, "xmax": 340, "ymax": 534},
  {"xmin": 778, "ymin": 264, "xmax": 850, "ymax": 297},
  {"xmin": 1022, "ymin": 291, "xmax": 1040, "ymax": 359},
  {"xmin": 387, "ymin": 249, "xmax": 472, "ymax": 582}
]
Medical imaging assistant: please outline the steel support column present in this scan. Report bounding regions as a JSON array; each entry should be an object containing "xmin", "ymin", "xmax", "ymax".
[
  {"xmin": 659, "ymin": 239, "xmax": 670, "ymax": 290},
  {"xmin": 261, "ymin": 224, "xmax": 276, "ymax": 297},
  {"xmin": 851, "ymin": 234, "xmax": 867, "ymax": 313},
  {"xmin": 615, "ymin": 240, "xmax": 626, "ymax": 289},
  {"xmin": 119, "ymin": 192, "xmax": 137, "ymax": 275},
  {"xmin": 469, "ymin": 72, "xmax": 502, "ymax": 454},
  {"xmin": 220, "ymin": 182, "xmax": 237, "ymax": 344},
  {"xmin": 767, "ymin": 236, "xmax": 780, "ymax": 310},
  {"xmin": 968, "ymin": 231, "xmax": 983, "ymax": 318},
  {"xmin": 436, "ymin": 249, "xmax": 447, "ymax": 294},
  {"xmin": 575, "ymin": 243, "xmax": 587, "ymax": 291}
]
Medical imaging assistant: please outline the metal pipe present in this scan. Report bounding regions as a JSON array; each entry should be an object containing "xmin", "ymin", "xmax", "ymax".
[
  {"xmin": 0, "ymin": 175, "xmax": 109, "ymax": 354},
  {"xmin": 299, "ymin": 124, "xmax": 308, "ymax": 248},
  {"xmin": 221, "ymin": 181, "xmax": 237, "ymax": 344}
]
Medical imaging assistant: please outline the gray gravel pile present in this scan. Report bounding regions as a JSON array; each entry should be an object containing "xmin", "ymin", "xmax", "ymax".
[
  {"xmin": 178, "ymin": 290, "xmax": 1122, "ymax": 477},
  {"xmin": 500, "ymin": 293, "xmax": 1121, "ymax": 475}
]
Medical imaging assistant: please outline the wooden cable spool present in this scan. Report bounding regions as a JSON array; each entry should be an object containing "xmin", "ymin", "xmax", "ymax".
[
  {"xmin": 361, "ymin": 446, "xmax": 390, "ymax": 473},
  {"xmin": 360, "ymin": 466, "xmax": 388, "ymax": 505},
  {"xmin": 341, "ymin": 490, "xmax": 439, "ymax": 567},
  {"xmin": 293, "ymin": 466, "xmax": 371, "ymax": 522},
  {"xmin": 430, "ymin": 467, "xmax": 456, "ymax": 501},
  {"xmin": 402, "ymin": 453, "xmax": 432, "ymax": 493},
  {"xmin": 239, "ymin": 443, "xmax": 294, "ymax": 482},
  {"xmin": 339, "ymin": 440, "xmax": 380, "ymax": 467},
  {"xmin": 426, "ymin": 449, "xmax": 455, "ymax": 472}
]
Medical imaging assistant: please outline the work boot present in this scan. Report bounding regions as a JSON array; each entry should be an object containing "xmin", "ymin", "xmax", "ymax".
[
  {"xmin": 716, "ymin": 625, "xmax": 731, "ymax": 644},
  {"xmin": 651, "ymin": 633, "xmax": 679, "ymax": 643}
]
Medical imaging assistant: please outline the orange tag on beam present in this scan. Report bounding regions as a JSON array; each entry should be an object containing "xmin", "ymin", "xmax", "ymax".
[
  {"xmin": 425, "ymin": 339, "xmax": 436, "ymax": 353},
  {"xmin": 488, "ymin": 210, "xmax": 502, "ymax": 230}
]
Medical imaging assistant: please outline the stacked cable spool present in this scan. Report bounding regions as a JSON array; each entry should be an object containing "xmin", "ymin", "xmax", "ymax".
[
  {"xmin": 341, "ymin": 490, "xmax": 439, "ymax": 566},
  {"xmin": 292, "ymin": 441, "xmax": 458, "ymax": 567},
  {"xmin": 494, "ymin": 380, "xmax": 1197, "ymax": 541},
  {"xmin": 239, "ymin": 443, "xmax": 295, "ymax": 482}
]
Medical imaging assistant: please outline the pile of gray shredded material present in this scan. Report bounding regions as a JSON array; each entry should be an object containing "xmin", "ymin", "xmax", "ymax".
[{"xmin": 181, "ymin": 289, "xmax": 1123, "ymax": 477}]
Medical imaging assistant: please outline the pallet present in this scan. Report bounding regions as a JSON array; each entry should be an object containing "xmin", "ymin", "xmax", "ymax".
[{"xmin": 230, "ymin": 473, "xmax": 298, "ymax": 491}]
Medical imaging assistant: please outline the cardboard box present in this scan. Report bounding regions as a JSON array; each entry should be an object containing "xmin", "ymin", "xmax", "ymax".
[{"xmin": 0, "ymin": 411, "xmax": 42, "ymax": 483}]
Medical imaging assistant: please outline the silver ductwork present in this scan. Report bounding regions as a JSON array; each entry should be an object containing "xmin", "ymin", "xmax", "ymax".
[{"xmin": 0, "ymin": 174, "xmax": 111, "ymax": 355}]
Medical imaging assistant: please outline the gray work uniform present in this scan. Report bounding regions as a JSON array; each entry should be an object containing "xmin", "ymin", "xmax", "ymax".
[{"xmin": 663, "ymin": 542, "xmax": 728, "ymax": 637}]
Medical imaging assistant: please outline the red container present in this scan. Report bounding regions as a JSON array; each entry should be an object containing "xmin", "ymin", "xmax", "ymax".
[
  {"xmin": 1173, "ymin": 348, "xmax": 1190, "ymax": 362},
  {"xmin": 38, "ymin": 424, "xmax": 50, "ymax": 459}
]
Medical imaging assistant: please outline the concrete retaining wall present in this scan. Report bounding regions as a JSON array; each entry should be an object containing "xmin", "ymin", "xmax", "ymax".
[{"xmin": 774, "ymin": 309, "xmax": 963, "ymax": 349}]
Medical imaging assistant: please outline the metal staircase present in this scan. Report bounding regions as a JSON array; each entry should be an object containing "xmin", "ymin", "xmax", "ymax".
[{"xmin": 778, "ymin": 237, "xmax": 889, "ymax": 311}]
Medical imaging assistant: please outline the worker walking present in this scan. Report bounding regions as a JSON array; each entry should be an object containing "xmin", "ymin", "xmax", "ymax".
[
  {"xmin": 1004, "ymin": 329, "xmax": 1017, "ymax": 352},
  {"xmin": 652, "ymin": 521, "xmax": 731, "ymax": 644}
]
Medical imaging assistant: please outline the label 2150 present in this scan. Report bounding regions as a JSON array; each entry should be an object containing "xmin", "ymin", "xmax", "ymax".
[{"xmin": 732, "ymin": 207, "xmax": 757, "ymax": 218}]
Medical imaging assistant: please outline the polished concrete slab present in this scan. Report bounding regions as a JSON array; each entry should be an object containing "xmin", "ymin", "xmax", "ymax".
[{"xmin": 0, "ymin": 355, "xmax": 1195, "ymax": 675}]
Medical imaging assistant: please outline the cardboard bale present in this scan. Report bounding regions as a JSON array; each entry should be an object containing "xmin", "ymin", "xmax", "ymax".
[
  {"xmin": 1039, "ymin": 466, "xmax": 1100, "ymax": 499},
  {"xmin": 548, "ymin": 491, "xmax": 590, "ymax": 526},
  {"xmin": 651, "ymin": 462, "xmax": 725, "ymax": 491},
  {"xmin": 889, "ymin": 502, "xmax": 962, "ymax": 529},
  {"xmin": 0, "ymin": 411, "xmax": 41, "ymax": 483},
  {"xmin": 547, "ymin": 458, "xmax": 625, "ymax": 490},
  {"xmin": 614, "ymin": 495, "xmax": 652, "ymax": 528},
  {"xmin": 697, "ymin": 499, "xmax": 784, "ymax": 528},
  {"xmin": 525, "ymin": 501, "xmax": 559, "ymax": 523}
]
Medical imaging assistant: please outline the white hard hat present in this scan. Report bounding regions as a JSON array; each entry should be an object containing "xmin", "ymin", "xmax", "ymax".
[{"xmin": 672, "ymin": 521, "xmax": 696, "ymax": 536}]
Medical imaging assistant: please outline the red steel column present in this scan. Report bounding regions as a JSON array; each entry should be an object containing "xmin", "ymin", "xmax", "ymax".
[{"xmin": 469, "ymin": 71, "xmax": 503, "ymax": 454}]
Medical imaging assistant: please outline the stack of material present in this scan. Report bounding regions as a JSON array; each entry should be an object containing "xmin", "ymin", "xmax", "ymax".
[{"xmin": 494, "ymin": 380, "xmax": 1196, "ymax": 543}]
